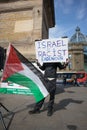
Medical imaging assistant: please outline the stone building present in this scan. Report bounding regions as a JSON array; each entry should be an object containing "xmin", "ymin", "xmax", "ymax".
[
  {"xmin": 68, "ymin": 26, "xmax": 87, "ymax": 71},
  {"xmin": 0, "ymin": 0, "xmax": 55, "ymax": 61}
]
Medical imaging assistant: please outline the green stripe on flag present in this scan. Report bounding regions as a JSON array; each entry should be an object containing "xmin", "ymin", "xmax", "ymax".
[
  {"xmin": 5, "ymin": 73, "xmax": 44, "ymax": 102},
  {"xmin": 0, "ymin": 88, "xmax": 32, "ymax": 95}
]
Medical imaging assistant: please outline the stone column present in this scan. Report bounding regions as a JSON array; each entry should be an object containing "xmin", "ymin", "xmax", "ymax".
[{"xmin": 69, "ymin": 43, "xmax": 84, "ymax": 71}]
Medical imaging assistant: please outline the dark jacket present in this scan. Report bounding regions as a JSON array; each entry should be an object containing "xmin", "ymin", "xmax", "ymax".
[{"xmin": 39, "ymin": 62, "xmax": 66, "ymax": 78}]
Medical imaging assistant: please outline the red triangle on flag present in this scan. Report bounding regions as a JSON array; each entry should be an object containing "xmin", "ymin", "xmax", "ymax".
[{"xmin": 2, "ymin": 44, "xmax": 24, "ymax": 81}]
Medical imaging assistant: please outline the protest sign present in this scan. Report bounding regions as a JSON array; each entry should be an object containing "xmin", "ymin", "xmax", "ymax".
[{"xmin": 35, "ymin": 38, "xmax": 68, "ymax": 64}]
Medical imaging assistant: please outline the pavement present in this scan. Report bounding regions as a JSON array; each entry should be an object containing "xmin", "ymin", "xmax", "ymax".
[{"xmin": 0, "ymin": 85, "xmax": 87, "ymax": 130}]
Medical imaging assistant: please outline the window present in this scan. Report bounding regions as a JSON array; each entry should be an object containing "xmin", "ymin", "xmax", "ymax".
[{"xmin": 78, "ymin": 73, "xmax": 85, "ymax": 79}]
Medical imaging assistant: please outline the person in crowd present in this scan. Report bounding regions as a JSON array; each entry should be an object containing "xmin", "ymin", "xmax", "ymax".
[
  {"xmin": 63, "ymin": 75, "xmax": 67, "ymax": 86},
  {"xmin": 29, "ymin": 60, "xmax": 68, "ymax": 116},
  {"xmin": 73, "ymin": 74, "xmax": 80, "ymax": 87}
]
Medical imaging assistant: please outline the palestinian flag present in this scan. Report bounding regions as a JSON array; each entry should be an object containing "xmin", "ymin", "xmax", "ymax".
[{"xmin": 0, "ymin": 44, "xmax": 49, "ymax": 102}]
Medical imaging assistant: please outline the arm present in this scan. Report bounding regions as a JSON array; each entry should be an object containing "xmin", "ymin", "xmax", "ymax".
[
  {"xmin": 57, "ymin": 62, "xmax": 68, "ymax": 70},
  {"xmin": 36, "ymin": 59, "xmax": 45, "ymax": 71}
]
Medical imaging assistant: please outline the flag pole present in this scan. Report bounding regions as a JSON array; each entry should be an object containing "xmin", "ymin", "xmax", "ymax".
[
  {"xmin": 0, "ymin": 111, "xmax": 7, "ymax": 130},
  {"xmin": 0, "ymin": 102, "xmax": 14, "ymax": 130},
  {"xmin": 0, "ymin": 102, "xmax": 10, "ymax": 112}
]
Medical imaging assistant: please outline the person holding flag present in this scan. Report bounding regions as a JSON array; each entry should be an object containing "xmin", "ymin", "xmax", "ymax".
[
  {"xmin": 29, "ymin": 60, "xmax": 68, "ymax": 116},
  {"xmin": 0, "ymin": 43, "xmax": 68, "ymax": 117},
  {"xmin": 0, "ymin": 44, "xmax": 49, "ymax": 103}
]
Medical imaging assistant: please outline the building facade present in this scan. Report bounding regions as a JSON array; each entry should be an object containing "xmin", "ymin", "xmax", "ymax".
[
  {"xmin": 0, "ymin": 0, "xmax": 55, "ymax": 61},
  {"xmin": 69, "ymin": 26, "xmax": 87, "ymax": 72}
]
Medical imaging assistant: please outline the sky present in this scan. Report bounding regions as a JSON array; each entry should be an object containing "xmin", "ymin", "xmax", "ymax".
[{"xmin": 49, "ymin": 0, "xmax": 87, "ymax": 39}]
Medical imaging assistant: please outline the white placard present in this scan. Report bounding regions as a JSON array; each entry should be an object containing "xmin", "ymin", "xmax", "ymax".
[{"xmin": 35, "ymin": 38, "xmax": 68, "ymax": 64}]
